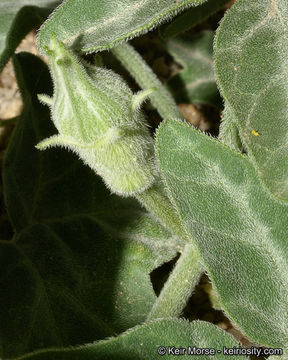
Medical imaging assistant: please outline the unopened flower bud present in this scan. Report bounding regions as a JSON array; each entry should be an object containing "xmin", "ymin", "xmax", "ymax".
[{"xmin": 37, "ymin": 35, "xmax": 155, "ymax": 196}]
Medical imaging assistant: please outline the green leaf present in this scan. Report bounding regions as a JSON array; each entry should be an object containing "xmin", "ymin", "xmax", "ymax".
[
  {"xmin": 166, "ymin": 31, "xmax": 222, "ymax": 107},
  {"xmin": 17, "ymin": 319, "xmax": 246, "ymax": 360},
  {"xmin": 215, "ymin": 0, "xmax": 288, "ymax": 201},
  {"xmin": 156, "ymin": 119, "xmax": 288, "ymax": 348},
  {"xmin": 38, "ymin": 0, "xmax": 207, "ymax": 53},
  {"xmin": 1, "ymin": 216, "xmax": 179, "ymax": 358},
  {"xmin": 4, "ymin": 52, "xmax": 53, "ymax": 231},
  {"xmin": 270, "ymin": 355, "xmax": 288, "ymax": 360},
  {"xmin": 1, "ymin": 53, "xmax": 182, "ymax": 358},
  {"xmin": 160, "ymin": 0, "xmax": 230, "ymax": 39},
  {"xmin": 0, "ymin": 0, "xmax": 59, "ymax": 72}
]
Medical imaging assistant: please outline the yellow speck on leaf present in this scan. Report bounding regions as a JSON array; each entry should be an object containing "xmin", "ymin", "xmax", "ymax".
[{"xmin": 252, "ymin": 130, "xmax": 260, "ymax": 136}]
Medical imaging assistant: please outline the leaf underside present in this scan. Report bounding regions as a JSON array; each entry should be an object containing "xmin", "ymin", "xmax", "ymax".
[
  {"xmin": 38, "ymin": 0, "xmax": 207, "ymax": 53},
  {"xmin": 156, "ymin": 119, "xmax": 288, "ymax": 348},
  {"xmin": 215, "ymin": 0, "xmax": 288, "ymax": 201}
]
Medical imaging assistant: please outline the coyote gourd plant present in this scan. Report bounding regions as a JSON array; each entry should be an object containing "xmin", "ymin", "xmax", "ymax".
[{"xmin": 0, "ymin": 0, "xmax": 287, "ymax": 359}]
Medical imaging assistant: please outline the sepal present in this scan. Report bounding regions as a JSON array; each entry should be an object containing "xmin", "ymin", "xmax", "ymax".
[
  {"xmin": 131, "ymin": 87, "xmax": 157, "ymax": 112},
  {"xmin": 36, "ymin": 134, "xmax": 80, "ymax": 150},
  {"xmin": 37, "ymin": 94, "xmax": 53, "ymax": 106}
]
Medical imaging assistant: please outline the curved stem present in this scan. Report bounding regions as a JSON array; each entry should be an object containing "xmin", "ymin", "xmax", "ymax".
[
  {"xmin": 148, "ymin": 243, "xmax": 203, "ymax": 320},
  {"xmin": 136, "ymin": 183, "xmax": 204, "ymax": 319},
  {"xmin": 112, "ymin": 42, "xmax": 182, "ymax": 120},
  {"xmin": 112, "ymin": 42, "xmax": 203, "ymax": 319}
]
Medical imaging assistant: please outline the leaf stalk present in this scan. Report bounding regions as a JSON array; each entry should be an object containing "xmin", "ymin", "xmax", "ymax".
[{"xmin": 148, "ymin": 243, "xmax": 203, "ymax": 320}]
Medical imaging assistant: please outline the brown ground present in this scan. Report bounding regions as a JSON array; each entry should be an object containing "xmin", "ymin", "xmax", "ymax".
[{"xmin": 0, "ymin": 32, "xmax": 41, "ymax": 120}]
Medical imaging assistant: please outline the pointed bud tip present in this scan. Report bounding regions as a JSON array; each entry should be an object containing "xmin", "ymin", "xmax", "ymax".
[{"xmin": 46, "ymin": 33, "xmax": 69, "ymax": 61}]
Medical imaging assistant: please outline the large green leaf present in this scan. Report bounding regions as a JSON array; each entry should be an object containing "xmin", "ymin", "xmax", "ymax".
[
  {"xmin": 160, "ymin": 0, "xmax": 230, "ymax": 39},
  {"xmin": 0, "ymin": 0, "xmax": 59, "ymax": 72},
  {"xmin": 0, "ymin": 53, "xmax": 182, "ymax": 358},
  {"xmin": 156, "ymin": 119, "xmax": 288, "ymax": 349},
  {"xmin": 38, "ymin": 0, "xmax": 206, "ymax": 53},
  {"xmin": 17, "ymin": 319, "xmax": 246, "ymax": 360},
  {"xmin": 215, "ymin": 0, "xmax": 288, "ymax": 201},
  {"xmin": 166, "ymin": 31, "xmax": 221, "ymax": 107},
  {"xmin": 1, "ymin": 216, "xmax": 179, "ymax": 358}
]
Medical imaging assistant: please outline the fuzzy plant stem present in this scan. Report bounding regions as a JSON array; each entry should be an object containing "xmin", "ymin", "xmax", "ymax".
[
  {"xmin": 136, "ymin": 183, "xmax": 190, "ymax": 243},
  {"xmin": 112, "ymin": 42, "xmax": 203, "ymax": 319},
  {"xmin": 148, "ymin": 243, "xmax": 203, "ymax": 320},
  {"xmin": 112, "ymin": 42, "xmax": 182, "ymax": 120},
  {"xmin": 136, "ymin": 184, "xmax": 204, "ymax": 319}
]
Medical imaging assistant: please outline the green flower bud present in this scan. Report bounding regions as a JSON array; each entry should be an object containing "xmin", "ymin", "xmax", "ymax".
[{"xmin": 36, "ymin": 35, "xmax": 155, "ymax": 196}]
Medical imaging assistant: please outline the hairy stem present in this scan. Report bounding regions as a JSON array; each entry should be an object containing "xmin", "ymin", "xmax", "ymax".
[
  {"xmin": 112, "ymin": 42, "xmax": 181, "ymax": 120},
  {"xmin": 137, "ymin": 183, "xmax": 204, "ymax": 319},
  {"xmin": 136, "ymin": 183, "xmax": 189, "ymax": 242},
  {"xmin": 113, "ymin": 42, "xmax": 202, "ymax": 319},
  {"xmin": 148, "ymin": 243, "xmax": 203, "ymax": 320}
]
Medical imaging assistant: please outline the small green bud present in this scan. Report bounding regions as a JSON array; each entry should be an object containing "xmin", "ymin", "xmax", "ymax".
[{"xmin": 36, "ymin": 35, "xmax": 155, "ymax": 196}]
